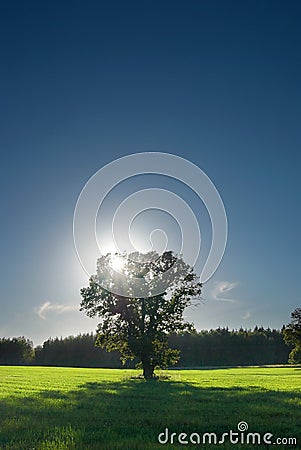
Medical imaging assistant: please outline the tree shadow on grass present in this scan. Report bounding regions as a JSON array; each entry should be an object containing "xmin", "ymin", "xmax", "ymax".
[{"xmin": 0, "ymin": 377, "xmax": 300, "ymax": 449}]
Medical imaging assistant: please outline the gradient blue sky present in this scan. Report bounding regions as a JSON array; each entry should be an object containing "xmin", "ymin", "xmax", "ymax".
[{"xmin": 0, "ymin": 1, "xmax": 300, "ymax": 345}]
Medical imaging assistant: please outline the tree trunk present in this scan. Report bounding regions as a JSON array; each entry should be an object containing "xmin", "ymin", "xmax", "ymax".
[{"xmin": 142, "ymin": 359, "xmax": 154, "ymax": 380}]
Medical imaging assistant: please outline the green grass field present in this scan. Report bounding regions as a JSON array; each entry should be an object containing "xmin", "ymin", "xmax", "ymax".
[{"xmin": 0, "ymin": 366, "xmax": 300, "ymax": 449}]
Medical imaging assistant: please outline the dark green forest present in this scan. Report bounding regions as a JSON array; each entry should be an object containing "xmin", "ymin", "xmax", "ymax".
[{"xmin": 0, "ymin": 327, "xmax": 291, "ymax": 368}]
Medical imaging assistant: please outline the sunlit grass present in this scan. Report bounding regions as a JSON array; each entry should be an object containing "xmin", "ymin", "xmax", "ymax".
[{"xmin": 0, "ymin": 366, "xmax": 300, "ymax": 449}]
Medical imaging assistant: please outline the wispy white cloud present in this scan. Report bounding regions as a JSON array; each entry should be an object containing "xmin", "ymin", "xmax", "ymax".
[
  {"xmin": 36, "ymin": 302, "xmax": 79, "ymax": 320},
  {"xmin": 242, "ymin": 311, "xmax": 251, "ymax": 320},
  {"xmin": 211, "ymin": 281, "xmax": 238, "ymax": 302}
]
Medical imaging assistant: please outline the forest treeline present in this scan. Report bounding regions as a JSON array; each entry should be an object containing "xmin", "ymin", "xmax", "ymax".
[{"xmin": 0, "ymin": 327, "xmax": 292, "ymax": 367}]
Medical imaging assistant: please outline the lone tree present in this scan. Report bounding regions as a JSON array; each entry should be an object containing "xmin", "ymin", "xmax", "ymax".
[
  {"xmin": 80, "ymin": 251, "xmax": 202, "ymax": 379},
  {"xmin": 283, "ymin": 308, "xmax": 301, "ymax": 364}
]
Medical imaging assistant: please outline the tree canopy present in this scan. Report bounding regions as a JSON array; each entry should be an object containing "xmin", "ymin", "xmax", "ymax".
[
  {"xmin": 283, "ymin": 307, "xmax": 301, "ymax": 364},
  {"xmin": 0, "ymin": 337, "xmax": 34, "ymax": 365},
  {"xmin": 80, "ymin": 251, "xmax": 202, "ymax": 379}
]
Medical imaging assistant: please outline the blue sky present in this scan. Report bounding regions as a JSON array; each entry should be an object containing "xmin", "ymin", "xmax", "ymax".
[{"xmin": 0, "ymin": 1, "xmax": 300, "ymax": 345}]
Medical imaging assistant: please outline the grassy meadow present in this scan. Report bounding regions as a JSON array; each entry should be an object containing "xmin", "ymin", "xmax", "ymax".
[{"xmin": 0, "ymin": 366, "xmax": 300, "ymax": 449}]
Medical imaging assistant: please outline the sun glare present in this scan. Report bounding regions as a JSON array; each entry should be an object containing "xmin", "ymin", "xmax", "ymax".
[{"xmin": 110, "ymin": 255, "xmax": 125, "ymax": 273}]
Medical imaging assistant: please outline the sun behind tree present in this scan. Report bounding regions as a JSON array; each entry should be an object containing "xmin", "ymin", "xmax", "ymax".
[{"xmin": 80, "ymin": 251, "xmax": 202, "ymax": 379}]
